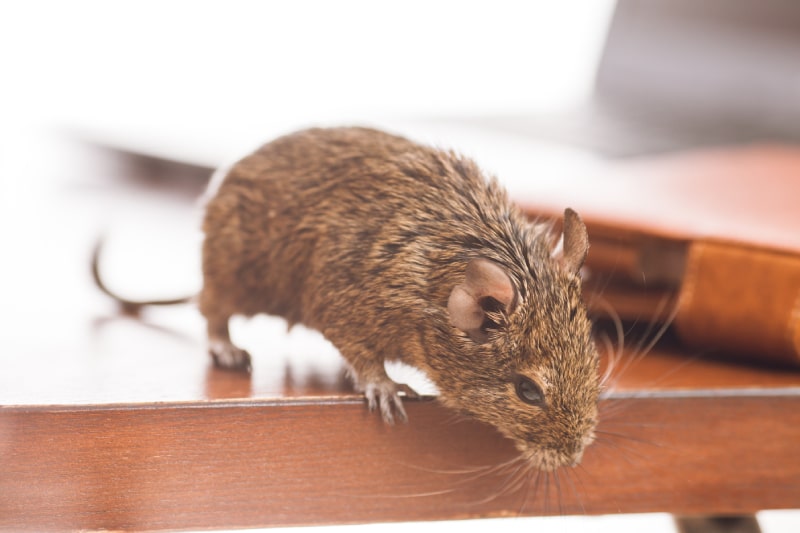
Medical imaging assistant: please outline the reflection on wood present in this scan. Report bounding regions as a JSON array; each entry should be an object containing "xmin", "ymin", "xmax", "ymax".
[
  {"xmin": 3, "ymin": 390, "xmax": 800, "ymax": 531},
  {"xmin": 2, "ymin": 136, "xmax": 800, "ymax": 530}
]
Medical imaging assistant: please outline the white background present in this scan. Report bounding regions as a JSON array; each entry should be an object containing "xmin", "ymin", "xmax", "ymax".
[{"xmin": 1, "ymin": 2, "xmax": 798, "ymax": 531}]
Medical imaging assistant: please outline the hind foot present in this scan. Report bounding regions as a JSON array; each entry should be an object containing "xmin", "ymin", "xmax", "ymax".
[
  {"xmin": 362, "ymin": 378, "xmax": 419, "ymax": 425},
  {"xmin": 209, "ymin": 339, "xmax": 252, "ymax": 373}
]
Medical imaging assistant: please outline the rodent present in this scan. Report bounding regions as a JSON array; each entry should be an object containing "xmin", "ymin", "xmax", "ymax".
[{"xmin": 93, "ymin": 126, "xmax": 599, "ymax": 471}]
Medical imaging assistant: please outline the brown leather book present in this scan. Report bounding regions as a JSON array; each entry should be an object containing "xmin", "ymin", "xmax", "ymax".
[{"xmin": 516, "ymin": 145, "xmax": 800, "ymax": 367}]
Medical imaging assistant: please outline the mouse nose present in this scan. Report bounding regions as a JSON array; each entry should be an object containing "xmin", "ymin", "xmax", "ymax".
[
  {"xmin": 564, "ymin": 433, "xmax": 591, "ymax": 467},
  {"xmin": 568, "ymin": 448, "xmax": 585, "ymax": 467}
]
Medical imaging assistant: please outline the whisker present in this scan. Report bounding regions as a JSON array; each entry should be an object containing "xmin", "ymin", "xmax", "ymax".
[
  {"xmin": 591, "ymin": 297, "xmax": 626, "ymax": 392},
  {"xmin": 570, "ymin": 464, "xmax": 591, "ymax": 496},
  {"xmin": 594, "ymin": 429, "xmax": 663, "ymax": 448},
  {"xmin": 635, "ymin": 297, "xmax": 681, "ymax": 360},
  {"xmin": 629, "ymin": 293, "xmax": 674, "ymax": 357},
  {"xmin": 594, "ymin": 397, "xmax": 644, "ymax": 420},
  {"xmin": 468, "ymin": 456, "xmax": 528, "ymax": 506},
  {"xmin": 563, "ymin": 467, "xmax": 586, "ymax": 515},
  {"xmin": 476, "ymin": 454, "xmax": 533, "ymax": 482},
  {"xmin": 589, "ymin": 437, "xmax": 646, "ymax": 466},
  {"xmin": 499, "ymin": 457, "xmax": 535, "ymax": 500},
  {"xmin": 368, "ymin": 487, "xmax": 459, "ymax": 499},
  {"xmin": 598, "ymin": 352, "xmax": 700, "ymax": 415},
  {"xmin": 527, "ymin": 466, "xmax": 544, "ymax": 515},
  {"xmin": 594, "ymin": 297, "xmax": 625, "ymax": 354},
  {"xmin": 445, "ymin": 460, "xmax": 521, "ymax": 489},
  {"xmin": 598, "ymin": 331, "xmax": 617, "ymax": 391},
  {"xmin": 517, "ymin": 464, "xmax": 535, "ymax": 517},
  {"xmin": 593, "ymin": 436, "xmax": 653, "ymax": 464},
  {"xmin": 502, "ymin": 467, "xmax": 532, "ymax": 506},
  {"xmin": 585, "ymin": 278, "xmax": 612, "ymax": 312},
  {"xmin": 643, "ymin": 352, "xmax": 701, "ymax": 389},
  {"xmin": 554, "ymin": 469, "xmax": 564, "ymax": 516},
  {"xmin": 541, "ymin": 470, "xmax": 552, "ymax": 514},
  {"xmin": 441, "ymin": 411, "xmax": 471, "ymax": 426},
  {"xmin": 389, "ymin": 459, "xmax": 478, "ymax": 476},
  {"xmin": 596, "ymin": 417, "xmax": 664, "ymax": 427},
  {"xmin": 601, "ymin": 294, "xmax": 680, "ymax": 393},
  {"xmin": 377, "ymin": 453, "xmax": 534, "ymax": 501}
]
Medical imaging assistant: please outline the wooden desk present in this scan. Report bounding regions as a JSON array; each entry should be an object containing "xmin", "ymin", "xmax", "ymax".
[{"xmin": 1, "ymin": 137, "xmax": 799, "ymax": 531}]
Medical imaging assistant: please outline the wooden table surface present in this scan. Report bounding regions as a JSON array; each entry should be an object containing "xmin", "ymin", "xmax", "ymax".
[{"xmin": 2, "ymin": 134, "xmax": 799, "ymax": 531}]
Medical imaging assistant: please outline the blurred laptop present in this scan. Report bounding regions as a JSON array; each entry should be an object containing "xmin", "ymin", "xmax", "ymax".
[
  {"xmin": 459, "ymin": 0, "xmax": 800, "ymax": 157},
  {"xmin": 83, "ymin": 0, "xmax": 800, "ymax": 182}
]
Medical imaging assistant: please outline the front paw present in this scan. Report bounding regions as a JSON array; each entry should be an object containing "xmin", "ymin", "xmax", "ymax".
[{"xmin": 363, "ymin": 380, "xmax": 419, "ymax": 425}]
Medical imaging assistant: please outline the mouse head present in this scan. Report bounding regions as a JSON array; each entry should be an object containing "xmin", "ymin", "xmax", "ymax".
[{"xmin": 446, "ymin": 208, "xmax": 599, "ymax": 471}]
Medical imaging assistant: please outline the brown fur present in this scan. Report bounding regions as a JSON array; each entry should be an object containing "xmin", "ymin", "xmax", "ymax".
[{"xmin": 198, "ymin": 127, "xmax": 599, "ymax": 471}]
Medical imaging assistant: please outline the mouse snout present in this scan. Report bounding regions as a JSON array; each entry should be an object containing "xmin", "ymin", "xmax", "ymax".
[
  {"xmin": 521, "ymin": 446, "xmax": 577, "ymax": 472},
  {"xmin": 566, "ymin": 431, "xmax": 595, "ymax": 466},
  {"xmin": 519, "ymin": 424, "xmax": 596, "ymax": 471},
  {"xmin": 567, "ymin": 449, "xmax": 584, "ymax": 468},
  {"xmin": 561, "ymin": 432, "xmax": 592, "ymax": 467},
  {"xmin": 566, "ymin": 421, "xmax": 597, "ymax": 466}
]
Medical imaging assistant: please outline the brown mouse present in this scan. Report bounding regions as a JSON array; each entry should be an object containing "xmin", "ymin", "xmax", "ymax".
[{"xmin": 93, "ymin": 126, "xmax": 599, "ymax": 471}]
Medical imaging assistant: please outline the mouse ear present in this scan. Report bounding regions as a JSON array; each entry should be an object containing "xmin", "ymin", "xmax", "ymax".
[
  {"xmin": 448, "ymin": 258, "xmax": 518, "ymax": 344},
  {"xmin": 562, "ymin": 208, "xmax": 589, "ymax": 275}
]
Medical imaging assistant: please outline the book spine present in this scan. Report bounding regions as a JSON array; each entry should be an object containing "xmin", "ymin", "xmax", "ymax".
[{"xmin": 674, "ymin": 240, "xmax": 800, "ymax": 366}]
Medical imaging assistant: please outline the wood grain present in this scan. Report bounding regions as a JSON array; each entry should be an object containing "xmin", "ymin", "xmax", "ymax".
[
  {"xmin": 2, "ymin": 135, "xmax": 800, "ymax": 531},
  {"xmin": 3, "ymin": 389, "xmax": 800, "ymax": 531}
]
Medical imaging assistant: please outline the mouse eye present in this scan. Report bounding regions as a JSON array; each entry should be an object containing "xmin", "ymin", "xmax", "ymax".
[{"xmin": 514, "ymin": 375, "xmax": 544, "ymax": 406}]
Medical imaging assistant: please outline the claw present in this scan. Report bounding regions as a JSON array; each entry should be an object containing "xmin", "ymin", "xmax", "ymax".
[
  {"xmin": 363, "ymin": 380, "xmax": 413, "ymax": 424},
  {"xmin": 209, "ymin": 340, "xmax": 252, "ymax": 373},
  {"xmin": 390, "ymin": 392, "xmax": 408, "ymax": 424},
  {"xmin": 365, "ymin": 386, "xmax": 378, "ymax": 412}
]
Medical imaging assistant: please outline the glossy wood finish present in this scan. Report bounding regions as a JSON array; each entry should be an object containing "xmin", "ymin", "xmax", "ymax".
[
  {"xmin": 4, "ymin": 390, "xmax": 800, "ymax": 531},
  {"xmin": 2, "ymin": 135, "xmax": 800, "ymax": 531}
]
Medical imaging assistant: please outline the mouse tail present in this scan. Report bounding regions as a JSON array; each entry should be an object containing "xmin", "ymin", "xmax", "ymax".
[{"xmin": 91, "ymin": 238, "xmax": 195, "ymax": 313}]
